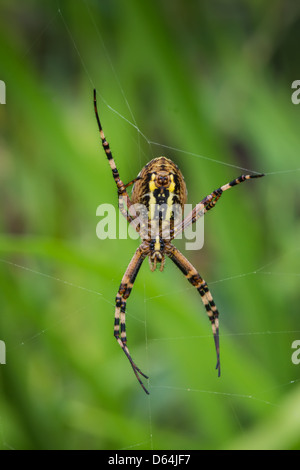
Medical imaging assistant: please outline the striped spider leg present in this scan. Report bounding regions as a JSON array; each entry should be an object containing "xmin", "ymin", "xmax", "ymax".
[
  {"xmin": 165, "ymin": 243, "xmax": 221, "ymax": 376},
  {"xmin": 168, "ymin": 173, "xmax": 264, "ymax": 376},
  {"xmin": 94, "ymin": 90, "xmax": 151, "ymax": 393},
  {"xmin": 173, "ymin": 173, "xmax": 265, "ymax": 239},
  {"xmin": 114, "ymin": 244, "xmax": 150, "ymax": 394},
  {"xmin": 167, "ymin": 172, "xmax": 265, "ymax": 376},
  {"xmin": 93, "ymin": 89, "xmax": 141, "ymax": 230}
]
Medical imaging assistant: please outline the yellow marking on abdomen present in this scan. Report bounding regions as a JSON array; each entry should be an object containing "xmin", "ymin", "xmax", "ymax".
[
  {"xmin": 169, "ymin": 174, "xmax": 175, "ymax": 193},
  {"xmin": 149, "ymin": 173, "xmax": 156, "ymax": 193},
  {"xmin": 148, "ymin": 173, "xmax": 157, "ymax": 220},
  {"xmin": 166, "ymin": 174, "xmax": 175, "ymax": 220},
  {"xmin": 154, "ymin": 236, "xmax": 160, "ymax": 251}
]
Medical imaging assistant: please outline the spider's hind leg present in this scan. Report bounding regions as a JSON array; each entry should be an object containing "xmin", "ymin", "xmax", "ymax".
[
  {"xmin": 114, "ymin": 245, "xmax": 150, "ymax": 394},
  {"xmin": 114, "ymin": 296, "xmax": 149, "ymax": 394},
  {"xmin": 167, "ymin": 245, "xmax": 221, "ymax": 376},
  {"xmin": 198, "ymin": 282, "xmax": 220, "ymax": 375}
]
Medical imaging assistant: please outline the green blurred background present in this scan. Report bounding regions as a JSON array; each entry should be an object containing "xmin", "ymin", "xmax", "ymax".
[{"xmin": 0, "ymin": 0, "xmax": 300, "ymax": 450}]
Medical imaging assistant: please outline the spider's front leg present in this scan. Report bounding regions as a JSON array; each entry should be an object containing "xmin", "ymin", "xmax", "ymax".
[
  {"xmin": 94, "ymin": 89, "xmax": 141, "ymax": 230},
  {"xmin": 114, "ymin": 244, "xmax": 150, "ymax": 394},
  {"xmin": 167, "ymin": 245, "xmax": 221, "ymax": 376},
  {"xmin": 173, "ymin": 172, "xmax": 264, "ymax": 238}
]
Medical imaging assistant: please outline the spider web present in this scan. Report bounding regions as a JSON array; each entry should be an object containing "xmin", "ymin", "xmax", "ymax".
[{"xmin": 1, "ymin": 1, "xmax": 300, "ymax": 451}]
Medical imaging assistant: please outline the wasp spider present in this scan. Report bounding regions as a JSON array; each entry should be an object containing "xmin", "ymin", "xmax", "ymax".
[{"xmin": 94, "ymin": 89, "xmax": 264, "ymax": 394}]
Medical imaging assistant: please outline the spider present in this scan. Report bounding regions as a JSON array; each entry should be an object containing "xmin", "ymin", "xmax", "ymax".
[{"xmin": 93, "ymin": 89, "xmax": 264, "ymax": 395}]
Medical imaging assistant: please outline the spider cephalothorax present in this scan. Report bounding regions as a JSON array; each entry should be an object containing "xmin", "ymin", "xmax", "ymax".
[{"xmin": 94, "ymin": 89, "xmax": 264, "ymax": 394}]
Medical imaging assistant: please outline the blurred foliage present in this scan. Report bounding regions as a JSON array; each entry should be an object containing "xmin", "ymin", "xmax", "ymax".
[{"xmin": 0, "ymin": 0, "xmax": 300, "ymax": 450}]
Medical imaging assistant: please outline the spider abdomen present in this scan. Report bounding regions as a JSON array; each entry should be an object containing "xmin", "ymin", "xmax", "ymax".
[
  {"xmin": 131, "ymin": 157, "xmax": 187, "ymax": 245},
  {"xmin": 131, "ymin": 156, "xmax": 187, "ymax": 210}
]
